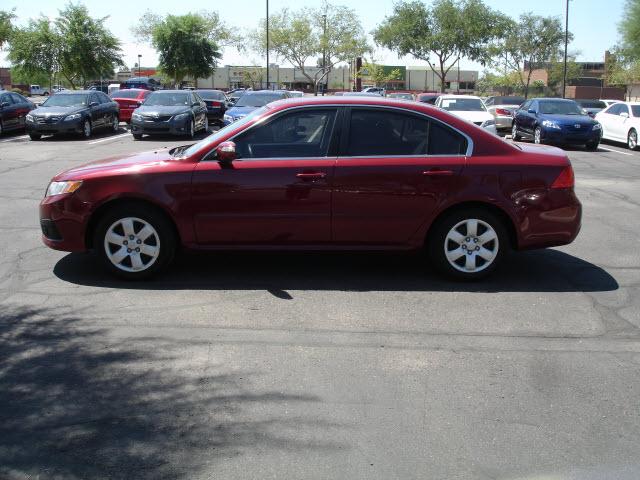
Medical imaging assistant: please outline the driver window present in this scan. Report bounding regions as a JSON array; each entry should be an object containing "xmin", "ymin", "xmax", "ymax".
[{"xmin": 233, "ymin": 108, "xmax": 337, "ymax": 159}]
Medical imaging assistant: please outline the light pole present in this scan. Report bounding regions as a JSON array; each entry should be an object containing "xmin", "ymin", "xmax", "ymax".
[
  {"xmin": 321, "ymin": 14, "xmax": 327, "ymax": 96},
  {"xmin": 266, "ymin": 0, "xmax": 269, "ymax": 90},
  {"xmin": 137, "ymin": 54, "xmax": 142, "ymax": 78},
  {"xmin": 561, "ymin": 0, "xmax": 570, "ymax": 98}
]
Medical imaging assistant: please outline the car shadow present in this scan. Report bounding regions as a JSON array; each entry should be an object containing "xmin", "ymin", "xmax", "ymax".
[
  {"xmin": 134, "ymin": 130, "xmax": 212, "ymax": 141},
  {"xmin": 0, "ymin": 304, "xmax": 344, "ymax": 479},
  {"xmin": 54, "ymin": 249, "xmax": 618, "ymax": 296},
  {"xmin": 38, "ymin": 127, "xmax": 129, "ymax": 141}
]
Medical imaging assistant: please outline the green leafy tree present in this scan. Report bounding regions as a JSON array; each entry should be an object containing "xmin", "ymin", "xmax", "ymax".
[
  {"xmin": 7, "ymin": 17, "xmax": 61, "ymax": 92},
  {"xmin": 619, "ymin": 0, "xmax": 640, "ymax": 60},
  {"xmin": 0, "ymin": 9, "xmax": 16, "ymax": 49},
  {"xmin": 476, "ymin": 71, "xmax": 522, "ymax": 95},
  {"xmin": 253, "ymin": 2, "xmax": 369, "ymax": 94},
  {"xmin": 490, "ymin": 13, "xmax": 569, "ymax": 99},
  {"xmin": 607, "ymin": 51, "xmax": 640, "ymax": 100},
  {"xmin": 546, "ymin": 55, "xmax": 582, "ymax": 95},
  {"xmin": 358, "ymin": 60, "xmax": 402, "ymax": 88},
  {"xmin": 133, "ymin": 13, "xmax": 222, "ymax": 87},
  {"xmin": 374, "ymin": 0, "xmax": 506, "ymax": 93}
]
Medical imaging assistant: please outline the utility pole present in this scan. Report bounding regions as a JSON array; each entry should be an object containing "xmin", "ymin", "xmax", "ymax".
[
  {"xmin": 137, "ymin": 54, "xmax": 141, "ymax": 78},
  {"xmin": 266, "ymin": 0, "xmax": 270, "ymax": 90},
  {"xmin": 321, "ymin": 13, "xmax": 327, "ymax": 96},
  {"xmin": 562, "ymin": 0, "xmax": 570, "ymax": 98}
]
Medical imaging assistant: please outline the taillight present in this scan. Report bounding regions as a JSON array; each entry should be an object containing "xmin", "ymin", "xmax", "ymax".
[
  {"xmin": 207, "ymin": 101, "xmax": 221, "ymax": 106},
  {"xmin": 495, "ymin": 108, "xmax": 511, "ymax": 116},
  {"xmin": 551, "ymin": 165, "xmax": 575, "ymax": 189}
]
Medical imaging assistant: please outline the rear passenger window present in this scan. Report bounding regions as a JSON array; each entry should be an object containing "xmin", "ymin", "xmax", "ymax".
[{"xmin": 346, "ymin": 109, "xmax": 466, "ymax": 156}]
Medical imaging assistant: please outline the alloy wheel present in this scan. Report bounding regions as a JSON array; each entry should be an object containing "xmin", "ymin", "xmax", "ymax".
[
  {"xmin": 629, "ymin": 130, "xmax": 638, "ymax": 150},
  {"xmin": 443, "ymin": 218, "xmax": 499, "ymax": 273},
  {"xmin": 103, "ymin": 217, "xmax": 161, "ymax": 273},
  {"xmin": 511, "ymin": 124, "xmax": 517, "ymax": 138},
  {"xmin": 83, "ymin": 120, "xmax": 91, "ymax": 138},
  {"xmin": 112, "ymin": 115, "xmax": 119, "ymax": 132},
  {"xmin": 534, "ymin": 127, "xmax": 541, "ymax": 144},
  {"xmin": 189, "ymin": 119, "xmax": 195, "ymax": 138}
]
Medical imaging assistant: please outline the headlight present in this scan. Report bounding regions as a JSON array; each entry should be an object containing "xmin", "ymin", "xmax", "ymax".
[
  {"xmin": 26, "ymin": 114, "xmax": 34, "ymax": 122},
  {"xmin": 131, "ymin": 113, "xmax": 143, "ymax": 121},
  {"xmin": 46, "ymin": 181, "xmax": 82, "ymax": 197},
  {"xmin": 223, "ymin": 114, "xmax": 233, "ymax": 123},
  {"xmin": 173, "ymin": 113, "xmax": 189, "ymax": 121},
  {"xmin": 542, "ymin": 120, "xmax": 561, "ymax": 129},
  {"xmin": 480, "ymin": 119, "xmax": 496, "ymax": 128},
  {"xmin": 592, "ymin": 123, "xmax": 602, "ymax": 131},
  {"xmin": 64, "ymin": 113, "xmax": 81, "ymax": 121}
]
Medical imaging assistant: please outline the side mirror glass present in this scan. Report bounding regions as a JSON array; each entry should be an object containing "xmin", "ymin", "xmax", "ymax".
[
  {"xmin": 528, "ymin": 108, "xmax": 536, "ymax": 114},
  {"xmin": 216, "ymin": 141, "xmax": 236, "ymax": 162},
  {"xmin": 89, "ymin": 101, "xmax": 99, "ymax": 107},
  {"xmin": 0, "ymin": 102, "xmax": 10, "ymax": 108}
]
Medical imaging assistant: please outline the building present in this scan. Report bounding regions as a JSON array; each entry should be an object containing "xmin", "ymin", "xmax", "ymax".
[{"xmin": 0, "ymin": 68, "xmax": 11, "ymax": 90}]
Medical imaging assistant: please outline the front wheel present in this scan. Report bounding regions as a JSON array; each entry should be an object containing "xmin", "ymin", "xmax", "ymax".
[
  {"xmin": 511, "ymin": 123, "xmax": 521, "ymax": 141},
  {"xmin": 427, "ymin": 208, "xmax": 508, "ymax": 280},
  {"xmin": 586, "ymin": 140, "xmax": 599, "ymax": 151},
  {"xmin": 111, "ymin": 114, "xmax": 119, "ymax": 132},
  {"xmin": 81, "ymin": 119, "xmax": 92, "ymax": 138},
  {"xmin": 29, "ymin": 132, "xmax": 41, "ymax": 140},
  {"xmin": 132, "ymin": 133, "xmax": 143, "ymax": 140},
  {"xmin": 534, "ymin": 127, "xmax": 542, "ymax": 144},
  {"xmin": 629, "ymin": 129, "xmax": 638, "ymax": 151},
  {"xmin": 94, "ymin": 204, "xmax": 176, "ymax": 280},
  {"xmin": 187, "ymin": 119, "xmax": 195, "ymax": 139}
]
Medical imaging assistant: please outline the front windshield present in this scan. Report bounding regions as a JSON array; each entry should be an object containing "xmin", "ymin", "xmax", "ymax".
[
  {"xmin": 42, "ymin": 94, "xmax": 87, "ymax": 107},
  {"xmin": 539, "ymin": 101, "xmax": 583, "ymax": 115},
  {"xmin": 197, "ymin": 91, "xmax": 226, "ymax": 100},
  {"xmin": 235, "ymin": 93, "xmax": 283, "ymax": 107},
  {"xmin": 144, "ymin": 92, "xmax": 190, "ymax": 106},
  {"xmin": 183, "ymin": 107, "xmax": 268, "ymax": 157},
  {"xmin": 440, "ymin": 98, "xmax": 486, "ymax": 111}
]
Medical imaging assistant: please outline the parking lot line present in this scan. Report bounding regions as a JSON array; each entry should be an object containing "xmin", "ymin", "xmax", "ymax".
[
  {"xmin": 599, "ymin": 146, "xmax": 634, "ymax": 156},
  {"xmin": 0, "ymin": 135, "xmax": 29, "ymax": 143},
  {"xmin": 87, "ymin": 132, "xmax": 132, "ymax": 145}
]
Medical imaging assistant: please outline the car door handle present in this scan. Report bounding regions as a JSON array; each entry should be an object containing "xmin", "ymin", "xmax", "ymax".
[
  {"xmin": 422, "ymin": 169, "xmax": 454, "ymax": 176},
  {"xmin": 296, "ymin": 172, "xmax": 327, "ymax": 180}
]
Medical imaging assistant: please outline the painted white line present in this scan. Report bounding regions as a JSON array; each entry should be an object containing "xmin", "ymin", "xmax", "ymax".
[
  {"xmin": 599, "ymin": 146, "xmax": 634, "ymax": 156},
  {"xmin": 0, "ymin": 135, "xmax": 29, "ymax": 143},
  {"xmin": 87, "ymin": 132, "xmax": 131, "ymax": 145}
]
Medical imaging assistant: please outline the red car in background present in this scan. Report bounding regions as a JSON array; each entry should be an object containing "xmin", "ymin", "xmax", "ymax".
[
  {"xmin": 109, "ymin": 89, "xmax": 151, "ymax": 123},
  {"xmin": 39, "ymin": 96, "xmax": 581, "ymax": 281}
]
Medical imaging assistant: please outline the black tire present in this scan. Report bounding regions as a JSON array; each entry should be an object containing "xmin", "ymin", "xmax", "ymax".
[
  {"xmin": 427, "ymin": 208, "xmax": 509, "ymax": 281},
  {"xmin": 585, "ymin": 140, "xmax": 599, "ymax": 151},
  {"xmin": 29, "ymin": 132, "xmax": 41, "ymax": 140},
  {"xmin": 511, "ymin": 123, "xmax": 521, "ymax": 141},
  {"xmin": 187, "ymin": 118, "xmax": 195, "ymax": 139},
  {"xmin": 93, "ymin": 203, "xmax": 176, "ymax": 280},
  {"xmin": 132, "ymin": 133, "xmax": 143, "ymax": 140},
  {"xmin": 111, "ymin": 114, "xmax": 119, "ymax": 132}
]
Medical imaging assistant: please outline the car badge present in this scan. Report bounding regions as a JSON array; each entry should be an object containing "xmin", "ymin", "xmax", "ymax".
[{"xmin": 574, "ymin": 124, "xmax": 581, "ymax": 128}]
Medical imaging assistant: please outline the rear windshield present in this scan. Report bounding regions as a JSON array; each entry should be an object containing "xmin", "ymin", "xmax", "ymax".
[
  {"xmin": 110, "ymin": 90, "xmax": 140, "ymax": 99},
  {"xmin": 235, "ymin": 93, "xmax": 284, "ymax": 107},
  {"xmin": 440, "ymin": 98, "xmax": 486, "ymax": 111},
  {"xmin": 577, "ymin": 100, "xmax": 606, "ymax": 109},
  {"xmin": 494, "ymin": 96, "xmax": 524, "ymax": 105},
  {"xmin": 144, "ymin": 92, "xmax": 190, "ymax": 106},
  {"xmin": 197, "ymin": 90, "xmax": 226, "ymax": 100},
  {"xmin": 539, "ymin": 101, "xmax": 583, "ymax": 115},
  {"xmin": 41, "ymin": 94, "xmax": 87, "ymax": 107}
]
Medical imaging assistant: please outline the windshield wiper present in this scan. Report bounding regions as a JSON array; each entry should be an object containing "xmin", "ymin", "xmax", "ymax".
[{"xmin": 170, "ymin": 145, "xmax": 191, "ymax": 157}]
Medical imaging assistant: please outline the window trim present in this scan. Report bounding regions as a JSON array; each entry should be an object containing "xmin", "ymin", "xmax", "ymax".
[{"xmin": 339, "ymin": 105, "xmax": 472, "ymax": 158}]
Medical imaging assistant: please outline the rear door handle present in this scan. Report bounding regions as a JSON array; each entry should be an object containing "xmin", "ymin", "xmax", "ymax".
[
  {"xmin": 422, "ymin": 169, "xmax": 454, "ymax": 176},
  {"xmin": 296, "ymin": 172, "xmax": 327, "ymax": 180}
]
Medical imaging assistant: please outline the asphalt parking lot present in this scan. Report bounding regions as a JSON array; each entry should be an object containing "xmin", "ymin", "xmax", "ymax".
[{"xmin": 1, "ymin": 126, "xmax": 640, "ymax": 479}]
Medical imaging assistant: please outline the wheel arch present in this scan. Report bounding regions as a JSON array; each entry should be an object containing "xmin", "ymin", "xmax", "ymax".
[
  {"xmin": 425, "ymin": 201, "xmax": 519, "ymax": 250},
  {"xmin": 85, "ymin": 197, "xmax": 181, "ymax": 250}
]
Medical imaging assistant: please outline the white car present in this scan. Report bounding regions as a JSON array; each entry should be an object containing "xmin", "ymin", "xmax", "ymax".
[
  {"xmin": 594, "ymin": 102, "xmax": 640, "ymax": 150},
  {"xmin": 601, "ymin": 99, "xmax": 622, "ymax": 107},
  {"xmin": 435, "ymin": 95, "xmax": 497, "ymax": 134},
  {"xmin": 29, "ymin": 84, "xmax": 49, "ymax": 96}
]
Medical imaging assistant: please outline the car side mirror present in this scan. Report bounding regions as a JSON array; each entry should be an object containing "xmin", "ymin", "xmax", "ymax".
[
  {"xmin": 89, "ymin": 101, "xmax": 99, "ymax": 107},
  {"xmin": 620, "ymin": 112, "xmax": 629, "ymax": 118},
  {"xmin": 0, "ymin": 102, "xmax": 9, "ymax": 108},
  {"xmin": 528, "ymin": 108, "xmax": 536, "ymax": 114},
  {"xmin": 216, "ymin": 141, "xmax": 236, "ymax": 162}
]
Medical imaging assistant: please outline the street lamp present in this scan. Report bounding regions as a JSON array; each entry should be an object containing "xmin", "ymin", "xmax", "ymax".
[
  {"xmin": 321, "ymin": 14, "xmax": 327, "ymax": 96},
  {"xmin": 138, "ymin": 54, "xmax": 142, "ymax": 78},
  {"xmin": 561, "ymin": 0, "xmax": 571, "ymax": 98}
]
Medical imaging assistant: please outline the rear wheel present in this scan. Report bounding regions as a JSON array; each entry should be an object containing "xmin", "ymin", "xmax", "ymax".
[
  {"xmin": 534, "ymin": 127, "xmax": 542, "ymax": 144},
  {"xmin": 629, "ymin": 129, "xmax": 638, "ymax": 150},
  {"xmin": 427, "ymin": 208, "xmax": 508, "ymax": 280},
  {"xmin": 511, "ymin": 123, "xmax": 521, "ymax": 141},
  {"xmin": 187, "ymin": 119, "xmax": 195, "ymax": 139},
  {"xmin": 94, "ymin": 204, "xmax": 176, "ymax": 280},
  {"xmin": 81, "ymin": 119, "xmax": 92, "ymax": 138},
  {"xmin": 111, "ymin": 114, "xmax": 119, "ymax": 132},
  {"xmin": 29, "ymin": 132, "xmax": 41, "ymax": 140}
]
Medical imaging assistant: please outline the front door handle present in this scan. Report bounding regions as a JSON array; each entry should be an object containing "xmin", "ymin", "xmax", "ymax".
[
  {"xmin": 296, "ymin": 172, "xmax": 327, "ymax": 180},
  {"xmin": 422, "ymin": 169, "xmax": 454, "ymax": 176}
]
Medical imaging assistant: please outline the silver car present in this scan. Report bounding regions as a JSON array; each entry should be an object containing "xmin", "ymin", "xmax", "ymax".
[{"xmin": 484, "ymin": 96, "xmax": 525, "ymax": 132}]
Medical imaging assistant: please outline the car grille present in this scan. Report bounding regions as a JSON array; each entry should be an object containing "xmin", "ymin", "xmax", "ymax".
[
  {"xmin": 563, "ymin": 123, "xmax": 591, "ymax": 135},
  {"xmin": 36, "ymin": 116, "xmax": 61, "ymax": 124},
  {"xmin": 141, "ymin": 114, "xmax": 173, "ymax": 122}
]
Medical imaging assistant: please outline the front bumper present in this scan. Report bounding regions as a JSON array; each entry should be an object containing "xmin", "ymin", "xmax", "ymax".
[
  {"xmin": 130, "ymin": 116, "xmax": 191, "ymax": 136},
  {"xmin": 40, "ymin": 193, "xmax": 93, "ymax": 252},
  {"xmin": 27, "ymin": 117, "xmax": 83, "ymax": 135},
  {"xmin": 541, "ymin": 127, "xmax": 601, "ymax": 145}
]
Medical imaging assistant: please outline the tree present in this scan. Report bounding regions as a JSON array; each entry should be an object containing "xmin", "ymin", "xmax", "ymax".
[
  {"xmin": 607, "ymin": 51, "xmax": 640, "ymax": 100},
  {"xmin": 7, "ymin": 17, "xmax": 61, "ymax": 92},
  {"xmin": 358, "ymin": 60, "xmax": 402, "ymax": 88},
  {"xmin": 373, "ymin": 0, "xmax": 506, "ymax": 93},
  {"xmin": 490, "ymin": 13, "xmax": 568, "ymax": 99},
  {"xmin": 546, "ymin": 55, "xmax": 582, "ymax": 95},
  {"xmin": 619, "ymin": 0, "xmax": 640, "ymax": 60},
  {"xmin": 253, "ymin": 2, "xmax": 369, "ymax": 94},
  {"xmin": 241, "ymin": 66, "xmax": 265, "ymax": 90},
  {"xmin": 476, "ymin": 71, "xmax": 522, "ymax": 95},
  {"xmin": 133, "ymin": 13, "xmax": 222, "ymax": 87},
  {"xmin": 0, "ymin": 9, "xmax": 15, "ymax": 49}
]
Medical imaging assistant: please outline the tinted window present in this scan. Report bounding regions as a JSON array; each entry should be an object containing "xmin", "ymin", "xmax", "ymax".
[
  {"xmin": 98, "ymin": 92, "xmax": 111, "ymax": 104},
  {"xmin": 539, "ymin": 101, "xmax": 582, "ymax": 115},
  {"xmin": 197, "ymin": 90, "xmax": 226, "ymax": 100},
  {"xmin": 192, "ymin": 93, "xmax": 202, "ymax": 104},
  {"xmin": 428, "ymin": 122, "xmax": 467, "ymax": 155},
  {"xmin": 631, "ymin": 106, "xmax": 640, "ymax": 117},
  {"xmin": 235, "ymin": 92, "xmax": 285, "ymax": 107},
  {"xmin": 494, "ymin": 96, "xmax": 525, "ymax": 105},
  {"xmin": 606, "ymin": 104, "xmax": 621, "ymax": 115},
  {"xmin": 0, "ymin": 93, "xmax": 12, "ymax": 105},
  {"xmin": 10, "ymin": 93, "xmax": 26, "ymax": 104},
  {"xmin": 520, "ymin": 100, "xmax": 532, "ymax": 111},
  {"xmin": 144, "ymin": 92, "xmax": 190, "ymax": 106},
  {"xmin": 110, "ymin": 90, "xmax": 140, "ymax": 99},
  {"xmin": 234, "ymin": 108, "xmax": 336, "ymax": 159},
  {"xmin": 439, "ymin": 98, "xmax": 486, "ymax": 112},
  {"xmin": 619, "ymin": 104, "xmax": 630, "ymax": 115},
  {"xmin": 42, "ymin": 94, "xmax": 88, "ymax": 107},
  {"xmin": 577, "ymin": 100, "xmax": 606, "ymax": 109}
]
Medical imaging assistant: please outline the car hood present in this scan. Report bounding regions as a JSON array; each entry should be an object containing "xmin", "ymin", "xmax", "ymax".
[
  {"xmin": 53, "ymin": 148, "xmax": 182, "ymax": 181},
  {"xmin": 446, "ymin": 110, "xmax": 493, "ymax": 123},
  {"xmin": 135, "ymin": 105, "xmax": 190, "ymax": 116},
  {"xmin": 226, "ymin": 106, "xmax": 259, "ymax": 117},
  {"xmin": 540, "ymin": 113, "xmax": 595, "ymax": 126},
  {"xmin": 32, "ymin": 106, "xmax": 86, "ymax": 116}
]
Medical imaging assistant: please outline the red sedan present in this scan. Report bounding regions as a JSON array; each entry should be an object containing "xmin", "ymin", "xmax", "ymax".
[
  {"xmin": 40, "ymin": 96, "xmax": 581, "ymax": 280},
  {"xmin": 109, "ymin": 89, "xmax": 151, "ymax": 123}
]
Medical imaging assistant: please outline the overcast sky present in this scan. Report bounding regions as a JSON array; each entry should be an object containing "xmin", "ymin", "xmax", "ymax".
[{"xmin": 0, "ymin": 0, "xmax": 626, "ymax": 73}]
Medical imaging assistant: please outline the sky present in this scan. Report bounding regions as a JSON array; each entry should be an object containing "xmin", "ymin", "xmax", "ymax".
[{"xmin": 0, "ymin": 0, "xmax": 627, "ymax": 73}]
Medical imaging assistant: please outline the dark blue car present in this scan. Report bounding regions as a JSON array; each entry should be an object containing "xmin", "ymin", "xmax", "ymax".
[
  {"xmin": 512, "ymin": 98, "xmax": 601, "ymax": 150},
  {"xmin": 223, "ymin": 90, "xmax": 290, "ymax": 126}
]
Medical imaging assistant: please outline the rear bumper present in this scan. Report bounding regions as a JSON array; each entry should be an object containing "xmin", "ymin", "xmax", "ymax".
[
  {"xmin": 494, "ymin": 115, "xmax": 513, "ymax": 130},
  {"xmin": 39, "ymin": 194, "xmax": 92, "ymax": 252}
]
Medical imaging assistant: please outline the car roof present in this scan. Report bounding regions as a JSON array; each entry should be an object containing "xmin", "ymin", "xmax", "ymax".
[
  {"xmin": 149, "ymin": 90, "xmax": 190, "ymax": 94},
  {"xmin": 534, "ymin": 97, "xmax": 576, "ymax": 102},
  {"xmin": 439, "ymin": 95, "xmax": 481, "ymax": 100},
  {"xmin": 53, "ymin": 90, "xmax": 93, "ymax": 95}
]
